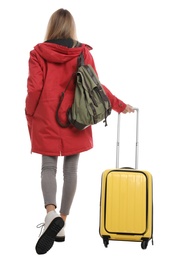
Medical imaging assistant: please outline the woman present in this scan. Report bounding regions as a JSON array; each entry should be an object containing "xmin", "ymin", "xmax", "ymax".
[{"xmin": 25, "ymin": 8, "xmax": 134, "ymax": 255}]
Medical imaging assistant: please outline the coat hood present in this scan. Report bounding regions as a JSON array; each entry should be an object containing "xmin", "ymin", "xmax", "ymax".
[{"xmin": 33, "ymin": 42, "xmax": 92, "ymax": 64}]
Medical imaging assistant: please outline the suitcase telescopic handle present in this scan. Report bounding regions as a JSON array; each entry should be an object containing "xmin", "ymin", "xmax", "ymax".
[{"xmin": 116, "ymin": 108, "xmax": 139, "ymax": 169}]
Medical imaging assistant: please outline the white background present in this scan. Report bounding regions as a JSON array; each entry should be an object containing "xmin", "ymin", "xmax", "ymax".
[{"xmin": 1, "ymin": 0, "xmax": 172, "ymax": 259}]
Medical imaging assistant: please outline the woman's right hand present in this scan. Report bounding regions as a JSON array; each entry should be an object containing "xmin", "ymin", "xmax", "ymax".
[{"xmin": 122, "ymin": 104, "xmax": 135, "ymax": 114}]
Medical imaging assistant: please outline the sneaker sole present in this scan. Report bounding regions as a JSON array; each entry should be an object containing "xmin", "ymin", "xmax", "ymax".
[
  {"xmin": 55, "ymin": 236, "xmax": 65, "ymax": 242},
  {"xmin": 35, "ymin": 217, "xmax": 64, "ymax": 254}
]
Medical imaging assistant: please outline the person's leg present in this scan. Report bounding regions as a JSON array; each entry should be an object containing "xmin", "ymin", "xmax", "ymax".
[
  {"xmin": 60, "ymin": 153, "xmax": 80, "ymax": 219},
  {"xmin": 41, "ymin": 155, "xmax": 58, "ymax": 211},
  {"xmin": 55, "ymin": 153, "xmax": 80, "ymax": 242},
  {"xmin": 35, "ymin": 155, "xmax": 64, "ymax": 254}
]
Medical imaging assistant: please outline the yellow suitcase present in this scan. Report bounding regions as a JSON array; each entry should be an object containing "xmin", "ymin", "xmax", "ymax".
[{"xmin": 99, "ymin": 109, "xmax": 153, "ymax": 249}]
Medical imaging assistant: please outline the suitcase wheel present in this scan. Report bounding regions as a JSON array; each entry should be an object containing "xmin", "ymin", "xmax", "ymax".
[
  {"xmin": 102, "ymin": 236, "xmax": 110, "ymax": 248},
  {"xmin": 141, "ymin": 239, "xmax": 149, "ymax": 249}
]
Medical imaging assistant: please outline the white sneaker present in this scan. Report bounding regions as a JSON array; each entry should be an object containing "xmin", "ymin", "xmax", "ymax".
[{"xmin": 35, "ymin": 211, "xmax": 64, "ymax": 254}]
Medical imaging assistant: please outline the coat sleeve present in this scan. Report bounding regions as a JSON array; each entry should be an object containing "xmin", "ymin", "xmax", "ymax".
[
  {"xmin": 101, "ymin": 84, "xmax": 126, "ymax": 113},
  {"xmin": 84, "ymin": 48, "xmax": 127, "ymax": 113},
  {"xmin": 25, "ymin": 50, "xmax": 44, "ymax": 133}
]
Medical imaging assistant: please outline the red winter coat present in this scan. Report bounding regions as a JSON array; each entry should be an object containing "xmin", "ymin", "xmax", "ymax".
[{"xmin": 25, "ymin": 41, "xmax": 126, "ymax": 156}]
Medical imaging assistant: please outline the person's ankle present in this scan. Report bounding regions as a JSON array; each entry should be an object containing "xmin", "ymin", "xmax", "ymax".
[
  {"xmin": 60, "ymin": 214, "xmax": 67, "ymax": 222},
  {"xmin": 46, "ymin": 204, "xmax": 56, "ymax": 213}
]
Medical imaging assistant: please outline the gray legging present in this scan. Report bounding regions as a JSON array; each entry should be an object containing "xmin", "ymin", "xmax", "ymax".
[{"xmin": 41, "ymin": 154, "xmax": 80, "ymax": 216}]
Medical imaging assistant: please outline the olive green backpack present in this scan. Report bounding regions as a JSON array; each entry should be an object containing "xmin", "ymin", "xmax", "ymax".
[{"xmin": 56, "ymin": 52, "xmax": 112, "ymax": 130}]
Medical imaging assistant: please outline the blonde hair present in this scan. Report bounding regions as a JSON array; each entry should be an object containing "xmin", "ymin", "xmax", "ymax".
[{"xmin": 44, "ymin": 8, "xmax": 77, "ymax": 41}]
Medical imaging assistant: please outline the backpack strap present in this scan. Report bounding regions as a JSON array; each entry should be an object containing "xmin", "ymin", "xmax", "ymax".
[
  {"xmin": 77, "ymin": 52, "xmax": 84, "ymax": 67},
  {"xmin": 55, "ymin": 73, "xmax": 75, "ymax": 128}
]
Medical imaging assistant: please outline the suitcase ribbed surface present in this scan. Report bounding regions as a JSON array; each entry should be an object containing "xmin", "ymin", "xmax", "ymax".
[{"xmin": 105, "ymin": 170, "xmax": 147, "ymax": 234}]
